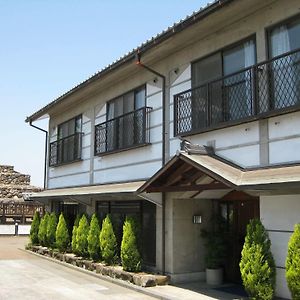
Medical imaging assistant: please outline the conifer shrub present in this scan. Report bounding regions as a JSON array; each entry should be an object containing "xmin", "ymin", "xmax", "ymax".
[
  {"xmin": 121, "ymin": 216, "xmax": 141, "ymax": 272},
  {"xmin": 30, "ymin": 211, "xmax": 40, "ymax": 245},
  {"xmin": 286, "ymin": 223, "xmax": 300, "ymax": 299},
  {"xmin": 46, "ymin": 212, "xmax": 57, "ymax": 248},
  {"xmin": 56, "ymin": 213, "xmax": 70, "ymax": 252},
  {"xmin": 76, "ymin": 214, "xmax": 90, "ymax": 257},
  {"xmin": 99, "ymin": 214, "xmax": 117, "ymax": 264},
  {"xmin": 71, "ymin": 214, "xmax": 81, "ymax": 254},
  {"xmin": 87, "ymin": 213, "xmax": 101, "ymax": 261},
  {"xmin": 38, "ymin": 212, "xmax": 49, "ymax": 246},
  {"xmin": 240, "ymin": 219, "xmax": 276, "ymax": 300}
]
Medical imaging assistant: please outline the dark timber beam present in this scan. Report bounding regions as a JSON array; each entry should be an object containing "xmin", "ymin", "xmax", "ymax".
[{"xmin": 146, "ymin": 182, "xmax": 229, "ymax": 193}]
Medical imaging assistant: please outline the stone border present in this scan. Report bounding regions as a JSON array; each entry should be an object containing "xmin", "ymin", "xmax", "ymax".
[{"xmin": 28, "ymin": 245, "xmax": 169, "ymax": 288}]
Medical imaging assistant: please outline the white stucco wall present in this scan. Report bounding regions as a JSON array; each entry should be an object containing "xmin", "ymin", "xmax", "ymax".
[{"xmin": 260, "ymin": 195, "xmax": 300, "ymax": 299}]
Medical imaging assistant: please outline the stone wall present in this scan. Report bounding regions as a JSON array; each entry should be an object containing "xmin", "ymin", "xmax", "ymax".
[{"xmin": 0, "ymin": 165, "xmax": 41, "ymax": 201}]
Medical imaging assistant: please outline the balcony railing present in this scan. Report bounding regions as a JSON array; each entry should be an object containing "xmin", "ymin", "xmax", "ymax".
[
  {"xmin": 95, "ymin": 106, "xmax": 152, "ymax": 155},
  {"xmin": 174, "ymin": 48, "xmax": 300, "ymax": 136},
  {"xmin": 49, "ymin": 132, "xmax": 83, "ymax": 166}
]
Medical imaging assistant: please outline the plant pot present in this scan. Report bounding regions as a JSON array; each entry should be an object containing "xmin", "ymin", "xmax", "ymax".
[{"xmin": 206, "ymin": 268, "xmax": 223, "ymax": 285}]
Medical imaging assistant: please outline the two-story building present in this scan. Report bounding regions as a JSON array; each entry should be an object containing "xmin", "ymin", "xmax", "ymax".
[{"xmin": 26, "ymin": 0, "xmax": 300, "ymax": 298}]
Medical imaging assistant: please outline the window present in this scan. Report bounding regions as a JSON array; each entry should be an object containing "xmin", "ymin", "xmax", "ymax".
[
  {"xmin": 96, "ymin": 200, "xmax": 156, "ymax": 265},
  {"xmin": 95, "ymin": 85, "xmax": 151, "ymax": 155},
  {"xmin": 191, "ymin": 38, "xmax": 256, "ymax": 128},
  {"xmin": 49, "ymin": 115, "xmax": 83, "ymax": 166},
  {"xmin": 269, "ymin": 16, "xmax": 300, "ymax": 109}
]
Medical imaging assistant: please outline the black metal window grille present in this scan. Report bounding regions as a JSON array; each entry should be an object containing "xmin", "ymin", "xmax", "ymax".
[
  {"xmin": 174, "ymin": 48, "xmax": 300, "ymax": 136},
  {"xmin": 95, "ymin": 106, "xmax": 151, "ymax": 155},
  {"xmin": 49, "ymin": 132, "xmax": 83, "ymax": 166}
]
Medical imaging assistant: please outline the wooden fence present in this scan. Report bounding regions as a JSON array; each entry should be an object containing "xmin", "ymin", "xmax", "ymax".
[{"xmin": 0, "ymin": 201, "xmax": 44, "ymax": 224}]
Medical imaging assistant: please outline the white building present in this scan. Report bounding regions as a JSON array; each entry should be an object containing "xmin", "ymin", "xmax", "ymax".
[{"xmin": 27, "ymin": 0, "xmax": 300, "ymax": 298}]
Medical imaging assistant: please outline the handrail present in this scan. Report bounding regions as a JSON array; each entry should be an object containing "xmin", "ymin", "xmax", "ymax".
[{"xmin": 174, "ymin": 47, "xmax": 300, "ymax": 98}]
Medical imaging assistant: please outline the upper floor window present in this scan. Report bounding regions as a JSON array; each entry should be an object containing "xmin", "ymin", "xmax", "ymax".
[
  {"xmin": 176, "ymin": 38, "xmax": 256, "ymax": 134},
  {"xmin": 49, "ymin": 115, "xmax": 83, "ymax": 166},
  {"xmin": 95, "ymin": 86, "xmax": 151, "ymax": 155},
  {"xmin": 268, "ymin": 16, "xmax": 300, "ymax": 110},
  {"xmin": 269, "ymin": 17, "xmax": 300, "ymax": 58},
  {"xmin": 174, "ymin": 28, "xmax": 300, "ymax": 136}
]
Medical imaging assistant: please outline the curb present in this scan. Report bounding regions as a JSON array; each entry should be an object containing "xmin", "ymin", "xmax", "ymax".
[{"xmin": 20, "ymin": 248, "xmax": 170, "ymax": 300}]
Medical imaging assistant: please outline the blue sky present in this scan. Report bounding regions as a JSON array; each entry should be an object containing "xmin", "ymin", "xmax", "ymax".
[{"xmin": 0, "ymin": 0, "xmax": 210, "ymax": 187}]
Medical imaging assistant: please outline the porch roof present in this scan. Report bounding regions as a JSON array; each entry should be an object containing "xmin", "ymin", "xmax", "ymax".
[
  {"xmin": 30, "ymin": 181, "xmax": 145, "ymax": 200},
  {"xmin": 138, "ymin": 151, "xmax": 300, "ymax": 194}
]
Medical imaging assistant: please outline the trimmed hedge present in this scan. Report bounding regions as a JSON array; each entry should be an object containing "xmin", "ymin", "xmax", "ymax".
[
  {"xmin": 46, "ymin": 212, "xmax": 57, "ymax": 248},
  {"xmin": 38, "ymin": 212, "xmax": 49, "ymax": 246},
  {"xmin": 71, "ymin": 214, "xmax": 81, "ymax": 254},
  {"xmin": 76, "ymin": 215, "xmax": 90, "ymax": 257},
  {"xmin": 99, "ymin": 215, "xmax": 117, "ymax": 264},
  {"xmin": 30, "ymin": 211, "xmax": 40, "ymax": 245},
  {"xmin": 286, "ymin": 223, "xmax": 300, "ymax": 299},
  {"xmin": 87, "ymin": 214, "xmax": 101, "ymax": 261},
  {"xmin": 240, "ymin": 219, "xmax": 276, "ymax": 300},
  {"xmin": 121, "ymin": 216, "xmax": 141, "ymax": 272},
  {"xmin": 56, "ymin": 213, "xmax": 70, "ymax": 252}
]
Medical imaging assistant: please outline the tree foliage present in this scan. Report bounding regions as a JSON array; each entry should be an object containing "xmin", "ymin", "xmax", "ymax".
[
  {"xmin": 38, "ymin": 212, "xmax": 49, "ymax": 246},
  {"xmin": 286, "ymin": 223, "xmax": 300, "ymax": 299},
  {"xmin": 87, "ymin": 214, "xmax": 101, "ymax": 261},
  {"xmin": 71, "ymin": 214, "xmax": 81, "ymax": 254},
  {"xmin": 99, "ymin": 215, "xmax": 117, "ymax": 264},
  {"xmin": 30, "ymin": 211, "xmax": 40, "ymax": 245},
  {"xmin": 76, "ymin": 214, "xmax": 89, "ymax": 257},
  {"xmin": 46, "ymin": 212, "xmax": 57, "ymax": 248},
  {"xmin": 121, "ymin": 217, "xmax": 141, "ymax": 272},
  {"xmin": 56, "ymin": 213, "xmax": 70, "ymax": 252},
  {"xmin": 240, "ymin": 219, "xmax": 276, "ymax": 300}
]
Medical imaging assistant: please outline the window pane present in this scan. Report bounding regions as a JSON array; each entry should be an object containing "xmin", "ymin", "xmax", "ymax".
[
  {"xmin": 223, "ymin": 40, "xmax": 255, "ymax": 75},
  {"xmin": 135, "ymin": 87, "xmax": 146, "ymax": 109},
  {"xmin": 289, "ymin": 19, "xmax": 300, "ymax": 51},
  {"xmin": 270, "ymin": 18, "xmax": 300, "ymax": 57},
  {"xmin": 192, "ymin": 52, "xmax": 222, "ymax": 87},
  {"xmin": 123, "ymin": 92, "xmax": 134, "ymax": 113}
]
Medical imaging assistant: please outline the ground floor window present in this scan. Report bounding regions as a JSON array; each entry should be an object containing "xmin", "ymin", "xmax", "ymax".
[
  {"xmin": 96, "ymin": 200, "xmax": 156, "ymax": 266},
  {"xmin": 51, "ymin": 201, "xmax": 79, "ymax": 235}
]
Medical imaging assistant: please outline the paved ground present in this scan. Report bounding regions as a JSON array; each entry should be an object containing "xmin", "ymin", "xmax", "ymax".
[
  {"xmin": 0, "ymin": 236, "xmax": 247, "ymax": 300},
  {"xmin": 0, "ymin": 236, "xmax": 155, "ymax": 300}
]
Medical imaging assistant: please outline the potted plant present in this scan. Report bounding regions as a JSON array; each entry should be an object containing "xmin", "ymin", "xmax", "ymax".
[{"xmin": 201, "ymin": 215, "xmax": 227, "ymax": 285}]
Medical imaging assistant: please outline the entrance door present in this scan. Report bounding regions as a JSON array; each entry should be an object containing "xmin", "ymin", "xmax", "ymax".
[{"xmin": 219, "ymin": 192, "xmax": 259, "ymax": 283}]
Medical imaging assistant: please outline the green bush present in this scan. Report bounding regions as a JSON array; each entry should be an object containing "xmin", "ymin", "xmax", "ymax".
[
  {"xmin": 76, "ymin": 215, "xmax": 90, "ymax": 257},
  {"xmin": 88, "ymin": 214, "xmax": 101, "ymax": 261},
  {"xmin": 286, "ymin": 223, "xmax": 300, "ymax": 299},
  {"xmin": 240, "ymin": 219, "xmax": 276, "ymax": 300},
  {"xmin": 121, "ymin": 216, "xmax": 141, "ymax": 272},
  {"xmin": 56, "ymin": 213, "xmax": 70, "ymax": 252},
  {"xmin": 30, "ymin": 211, "xmax": 40, "ymax": 245},
  {"xmin": 71, "ymin": 214, "xmax": 81, "ymax": 254},
  {"xmin": 99, "ymin": 215, "xmax": 117, "ymax": 264},
  {"xmin": 38, "ymin": 213, "xmax": 49, "ymax": 246},
  {"xmin": 46, "ymin": 212, "xmax": 57, "ymax": 248}
]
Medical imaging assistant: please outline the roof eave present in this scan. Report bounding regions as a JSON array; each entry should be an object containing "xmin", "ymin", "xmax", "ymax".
[{"xmin": 26, "ymin": 0, "xmax": 234, "ymax": 123}]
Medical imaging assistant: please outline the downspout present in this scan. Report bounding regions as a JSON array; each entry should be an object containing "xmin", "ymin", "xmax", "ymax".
[
  {"xmin": 136, "ymin": 51, "xmax": 166, "ymax": 275},
  {"xmin": 29, "ymin": 121, "xmax": 48, "ymax": 189}
]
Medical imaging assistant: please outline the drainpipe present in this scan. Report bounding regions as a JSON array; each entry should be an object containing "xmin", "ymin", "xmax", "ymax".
[
  {"xmin": 136, "ymin": 51, "xmax": 167, "ymax": 275},
  {"xmin": 135, "ymin": 51, "xmax": 166, "ymax": 166},
  {"xmin": 29, "ymin": 121, "xmax": 48, "ymax": 189}
]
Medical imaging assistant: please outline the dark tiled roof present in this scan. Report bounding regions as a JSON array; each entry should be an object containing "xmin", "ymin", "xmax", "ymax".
[{"xmin": 26, "ymin": 0, "xmax": 232, "ymax": 123}]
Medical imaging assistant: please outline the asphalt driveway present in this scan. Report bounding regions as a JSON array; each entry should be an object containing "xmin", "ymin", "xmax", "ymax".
[{"xmin": 0, "ymin": 236, "xmax": 156, "ymax": 300}]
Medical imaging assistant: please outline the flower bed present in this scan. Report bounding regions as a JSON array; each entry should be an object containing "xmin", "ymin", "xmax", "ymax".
[{"xmin": 28, "ymin": 245, "xmax": 169, "ymax": 287}]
